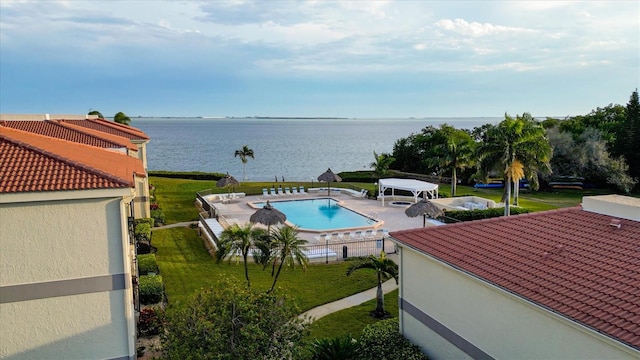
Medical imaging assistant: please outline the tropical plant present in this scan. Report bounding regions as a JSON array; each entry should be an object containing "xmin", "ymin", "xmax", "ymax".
[
  {"xmin": 113, "ymin": 111, "xmax": 131, "ymax": 125},
  {"xmin": 268, "ymin": 226, "xmax": 308, "ymax": 293},
  {"xmin": 369, "ymin": 151, "xmax": 395, "ymax": 179},
  {"xmin": 346, "ymin": 252, "xmax": 398, "ymax": 319},
  {"xmin": 234, "ymin": 145, "xmax": 254, "ymax": 182},
  {"xmin": 429, "ymin": 124, "xmax": 475, "ymax": 196},
  {"xmin": 161, "ymin": 278, "xmax": 307, "ymax": 360},
  {"xmin": 358, "ymin": 318, "xmax": 428, "ymax": 360},
  {"xmin": 475, "ymin": 113, "xmax": 552, "ymax": 215},
  {"xmin": 87, "ymin": 110, "xmax": 103, "ymax": 118},
  {"xmin": 309, "ymin": 335, "xmax": 360, "ymax": 360},
  {"xmin": 216, "ymin": 223, "xmax": 266, "ymax": 288}
]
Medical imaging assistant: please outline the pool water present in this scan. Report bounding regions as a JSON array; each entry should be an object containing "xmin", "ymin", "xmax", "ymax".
[{"xmin": 253, "ymin": 198, "xmax": 376, "ymax": 231}]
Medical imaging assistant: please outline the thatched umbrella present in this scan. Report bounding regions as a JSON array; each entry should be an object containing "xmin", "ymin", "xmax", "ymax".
[
  {"xmin": 317, "ymin": 168, "xmax": 342, "ymax": 196},
  {"xmin": 250, "ymin": 201, "xmax": 287, "ymax": 232},
  {"xmin": 216, "ymin": 172, "xmax": 239, "ymax": 194},
  {"xmin": 404, "ymin": 199, "xmax": 444, "ymax": 227}
]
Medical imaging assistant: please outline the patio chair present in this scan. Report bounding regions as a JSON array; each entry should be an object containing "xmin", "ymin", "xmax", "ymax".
[
  {"xmin": 299, "ymin": 186, "xmax": 307, "ymax": 194},
  {"xmin": 339, "ymin": 232, "xmax": 351, "ymax": 241},
  {"xmin": 314, "ymin": 233, "xmax": 328, "ymax": 242},
  {"xmin": 352, "ymin": 231, "xmax": 363, "ymax": 240},
  {"xmin": 277, "ymin": 187, "xmax": 285, "ymax": 196},
  {"xmin": 329, "ymin": 232, "xmax": 340, "ymax": 241},
  {"xmin": 285, "ymin": 187, "xmax": 292, "ymax": 196},
  {"xmin": 291, "ymin": 187, "xmax": 299, "ymax": 195},
  {"xmin": 269, "ymin": 188, "xmax": 277, "ymax": 196},
  {"xmin": 364, "ymin": 229, "xmax": 376, "ymax": 240},
  {"xmin": 262, "ymin": 188, "xmax": 271, "ymax": 197}
]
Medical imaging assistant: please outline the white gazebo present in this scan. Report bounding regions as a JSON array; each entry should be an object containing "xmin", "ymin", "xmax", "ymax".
[{"xmin": 378, "ymin": 178, "xmax": 439, "ymax": 206}]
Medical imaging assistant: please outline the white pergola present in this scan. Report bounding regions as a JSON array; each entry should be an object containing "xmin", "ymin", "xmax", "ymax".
[{"xmin": 378, "ymin": 178, "xmax": 439, "ymax": 206}]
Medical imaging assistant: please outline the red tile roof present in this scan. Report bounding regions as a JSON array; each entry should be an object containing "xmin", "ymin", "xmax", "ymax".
[
  {"xmin": 1, "ymin": 120, "xmax": 137, "ymax": 151},
  {"xmin": 59, "ymin": 118, "xmax": 149, "ymax": 141},
  {"xmin": 391, "ymin": 207, "xmax": 640, "ymax": 350},
  {"xmin": 0, "ymin": 127, "xmax": 145, "ymax": 193}
]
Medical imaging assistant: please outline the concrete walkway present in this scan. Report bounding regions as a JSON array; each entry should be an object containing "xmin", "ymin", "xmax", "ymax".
[
  {"xmin": 151, "ymin": 221, "xmax": 195, "ymax": 231},
  {"xmin": 300, "ymin": 279, "xmax": 398, "ymax": 323}
]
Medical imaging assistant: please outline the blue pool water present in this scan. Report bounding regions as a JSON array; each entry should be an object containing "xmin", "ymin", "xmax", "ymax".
[{"xmin": 253, "ymin": 198, "xmax": 375, "ymax": 231}]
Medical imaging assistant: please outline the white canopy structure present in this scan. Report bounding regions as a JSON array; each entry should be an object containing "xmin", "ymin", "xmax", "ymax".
[{"xmin": 378, "ymin": 178, "xmax": 439, "ymax": 206}]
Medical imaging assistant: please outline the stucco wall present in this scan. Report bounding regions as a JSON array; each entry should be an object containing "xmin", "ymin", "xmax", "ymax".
[
  {"xmin": 398, "ymin": 247, "xmax": 639, "ymax": 360},
  {"xmin": 1, "ymin": 198, "xmax": 125, "ymax": 284},
  {"xmin": 0, "ymin": 197, "xmax": 134, "ymax": 359}
]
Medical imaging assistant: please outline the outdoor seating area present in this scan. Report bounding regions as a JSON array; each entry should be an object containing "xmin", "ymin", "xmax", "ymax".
[
  {"xmin": 204, "ymin": 192, "xmax": 246, "ymax": 204},
  {"xmin": 313, "ymin": 228, "xmax": 389, "ymax": 242},
  {"xmin": 430, "ymin": 196, "xmax": 498, "ymax": 211},
  {"xmin": 261, "ymin": 186, "xmax": 308, "ymax": 198}
]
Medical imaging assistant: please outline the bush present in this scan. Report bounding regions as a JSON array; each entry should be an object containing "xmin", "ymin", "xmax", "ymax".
[
  {"xmin": 148, "ymin": 170, "xmax": 227, "ymax": 180},
  {"xmin": 135, "ymin": 218, "xmax": 154, "ymax": 227},
  {"xmin": 150, "ymin": 208, "xmax": 165, "ymax": 227},
  {"xmin": 135, "ymin": 223, "xmax": 151, "ymax": 242},
  {"xmin": 138, "ymin": 307, "xmax": 163, "ymax": 336},
  {"xmin": 309, "ymin": 335, "xmax": 360, "ymax": 360},
  {"xmin": 138, "ymin": 254, "xmax": 159, "ymax": 275},
  {"xmin": 139, "ymin": 275, "xmax": 164, "ymax": 305},
  {"xmin": 444, "ymin": 207, "xmax": 531, "ymax": 222},
  {"xmin": 358, "ymin": 318, "xmax": 428, "ymax": 360},
  {"xmin": 338, "ymin": 171, "xmax": 377, "ymax": 183}
]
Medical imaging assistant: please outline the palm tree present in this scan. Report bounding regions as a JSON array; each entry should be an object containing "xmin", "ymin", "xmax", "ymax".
[
  {"xmin": 234, "ymin": 145, "xmax": 254, "ymax": 182},
  {"xmin": 268, "ymin": 226, "xmax": 308, "ymax": 293},
  {"xmin": 216, "ymin": 223, "xmax": 265, "ymax": 288},
  {"xmin": 346, "ymin": 251, "xmax": 398, "ymax": 318},
  {"xmin": 369, "ymin": 151, "xmax": 395, "ymax": 179},
  {"xmin": 430, "ymin": 124, "xmax": 475, "ymax": 196},
  {"xmin": 475, "ymin": 113, "xmax": 552, "ymax": 215}
]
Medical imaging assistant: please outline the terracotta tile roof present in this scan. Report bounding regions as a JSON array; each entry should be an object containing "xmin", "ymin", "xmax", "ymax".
[
  {"xmin": 0, "ymin": 127, "xmax": 145, "ymax": 193},
  {"xmin": 58, "ymin": 118, "xmax": 149, "ymax": 141},
  {"xmin": 391, "ymin": 207, "xmax": 640, "ymax": 350},
  {"xmin": 1, "ymin": 120, "xmax": 137, "ymax": 151}
]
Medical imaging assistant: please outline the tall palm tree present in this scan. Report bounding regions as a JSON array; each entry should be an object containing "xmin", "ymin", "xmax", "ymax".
[
  {"xmin": 268, "ymin": 226, "xmax": 308, "ymax": 293},
  {"xmin": 216, "ymin": 223, "xmax": 265, "ymax": 288},
  {"xmin": 346, "ymin": 251, "xmax": 398, "ymax": 318},
  {"xmin": 369, "ymin": 151, "xmax": 395, "ymax": 179},
  {"xmin": 234, "ymin": 145, "xmax": 254, "ymax": 182},
  {"xmin": 476, "ymin": 113, "xmax": 552, "ymax": 216},
  {"xmin": 430, "ymin": 124, "xmax": 475, "ymax": 196}
]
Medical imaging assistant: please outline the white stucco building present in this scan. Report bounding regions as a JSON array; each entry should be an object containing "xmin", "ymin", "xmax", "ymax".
[
  {"xmin": 391, "ymin": 195, "xmax": 640, "ymax": 359},
  {"xmin": 0, "ymin": 125, "xmax": 148, "ymax": 359}
]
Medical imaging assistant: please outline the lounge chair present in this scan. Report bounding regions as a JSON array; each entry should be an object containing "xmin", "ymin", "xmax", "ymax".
[
  {"xmin": 364, "ymin": 229, "xmax": 376, "ymax": 240},
  {"xmin": 291, "ymin": 187, "xmax": 299, "ymax": 195},
  {"xmin": 269, "ymin": 188, "xmax": 277, "ymax": 196},
  {"xmin": 277, "ymin": 187, "xmax": 285, "ymax": 196},
  {"xmin": 329, "ymin": 232, "xmax": 340, "ymax": 241},
  {"xmin": 285, "ymin": 187, "xmax": 292, "ymax": 196},
  {"xmin": 299, "ymin": 186, "xmax": 307, "ymax": 195},
  {"xmin": 352, "ymin": 230, "xmax": 363, "ymax": 240},
  {"xmin": 357, "ymin": 189, "xmax": 368, "ymax": 198},
  {"xmin": 262, "ymin": 188, "xmax": 270, "ymax": 197},
  {"xmin": 314, "ymin": 233, "xmax": 328, "ymax": 242},
  {"xmin": 339, "ymin": 232, "xmax": 351, "ymax": 241}
]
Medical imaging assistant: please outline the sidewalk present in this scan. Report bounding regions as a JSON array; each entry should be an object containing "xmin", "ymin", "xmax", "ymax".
[
  {"xmin": 299, "ymin": 278, "xmax": 398, "ymax": 323},
  {"xmin": 151, "ymin": 221, "xmax": 195, "ymax": 231}
]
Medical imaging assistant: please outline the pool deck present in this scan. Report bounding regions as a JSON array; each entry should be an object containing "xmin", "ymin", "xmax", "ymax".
[{"xmin": 204, "ymin": 191, "xmax": 434, "ymax": 244}]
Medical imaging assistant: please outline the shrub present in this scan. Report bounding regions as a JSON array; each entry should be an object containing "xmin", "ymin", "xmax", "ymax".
[
  {"xmin": 138, "ymin": 254, "xmax": 159, "ymax": 275},
  {"xmin": 150, "ymin": 203, "xmax": 159, "ymax": 210},
  {"xmin": 309, "ymin": 335, "xmax": 360, "ymax": 360},
  {"xmin": 338, "ymin": 171, "xmax": 377, "ymax": 183},
  {"xmin": 139, "ymin": 275, "xmax": 164, "ymax": 305},
  {"xmin": 138, "ymin": 307, "xmax": 163, "ymax": 336},
  {"xmin": 358, "ymin": 318, "xmax": 428, "ymax": 360},
  {"xmin": 150, "ymin": 208, "xmax": 165, "ymax": 226},
  {"xmin": 135, "ymin": 218, "xmax": 154, "ymax": 227},
  {"xmin": 444, "ymin": 207, "xmax": 531, "ymax": 223},
  {"xmin": 135, "ymin": 223, "xmax": 151, "ymax": 242}
]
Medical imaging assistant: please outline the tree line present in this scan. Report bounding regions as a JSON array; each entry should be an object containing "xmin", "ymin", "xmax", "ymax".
[{"xmin": 388, "ymin": 89, "xmax": 640, "ymax": 202}]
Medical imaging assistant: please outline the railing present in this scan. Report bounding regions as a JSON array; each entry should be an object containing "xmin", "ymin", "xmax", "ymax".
[{"xmin": 303, "ymin": 237, "xmax": 394, "ymax": 262}]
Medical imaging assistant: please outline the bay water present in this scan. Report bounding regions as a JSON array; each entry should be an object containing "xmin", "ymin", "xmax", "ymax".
[{"xmin": 134, "ymin": 117, "xmax": 500, "ymax": 182}]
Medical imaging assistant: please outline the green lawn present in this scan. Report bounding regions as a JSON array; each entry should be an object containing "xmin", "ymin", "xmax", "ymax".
[
  {"xmin": 153, "ymin": 227, "xmax": 382, "ymax": 311},
  {"xmin": 306, "ymin": 289, "xmax": 399, "ymax": 340}
]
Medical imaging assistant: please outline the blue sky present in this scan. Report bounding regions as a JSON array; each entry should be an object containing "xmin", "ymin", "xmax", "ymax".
[{"xmin": 1, "ymin": 0, "xmax": 638, "ymax": 118}]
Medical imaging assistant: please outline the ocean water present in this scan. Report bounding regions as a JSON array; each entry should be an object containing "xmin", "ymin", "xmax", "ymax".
[{"xmin": 134, "ymin": 117, "xmax": 500, "ymax": 181}]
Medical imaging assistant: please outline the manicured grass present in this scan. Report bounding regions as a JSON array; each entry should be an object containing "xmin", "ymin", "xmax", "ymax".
[
  {"xmin": 306, "ymin": 289, "xmax": 399, "ymax": 340},
  {"xmin": 153, "ymin": 227, "xmax": 382, "ymax": 311}
]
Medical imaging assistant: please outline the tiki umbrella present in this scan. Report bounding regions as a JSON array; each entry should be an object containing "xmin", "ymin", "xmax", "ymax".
[
  {"xmin": 250, "ymin": 201, "xmax": 287, "ymax": 232},
  {"xmin": 216, "ymin": 172, "xmax": 239, "ymax": 194},
  {"xmin": 404, "ymin": 199, "xmax": 444, "ymax": 227},
  {"xmin": 317, "ymin": 168, "xmax": 342, "ymax": 196}
]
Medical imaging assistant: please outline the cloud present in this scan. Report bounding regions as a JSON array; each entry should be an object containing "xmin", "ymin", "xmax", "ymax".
[{"xmin": 435, "ymin": 18, "xmax": 535, "ymax": 37}]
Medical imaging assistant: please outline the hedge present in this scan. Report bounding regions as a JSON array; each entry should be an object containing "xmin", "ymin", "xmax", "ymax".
[
  {"xmin": 150, "ymin": 208, "xmax": 165, "ymax": 227},
  {"xmin": 135, "ymin": 223, "xmax": 151, "ymax": 242},
  {"xmin": 135, "ymin": 218, "xmax": 154, "ymax": 227},
  {"xmin": 138, "ymin": 254, "xmax": 159, "ymax": 275},
  {"xmin": 149, "ymin": 171, "xmax": 227, "ymax": 180},
  {"xmin": 139, "ymin": 275, "xmax": 164, "ymax": 305},
  {"xmin": 444, "ymin": 207, "xmax": 531, "ymax": 222},
  {"xmin": 358, "ymin": 318, "xmax": 428, "ymax": 360}
]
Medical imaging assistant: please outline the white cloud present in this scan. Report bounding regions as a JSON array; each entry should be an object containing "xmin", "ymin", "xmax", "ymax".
[{"xmin": 435, "ymin": 18, "xmax": 535, "ymax": 37}]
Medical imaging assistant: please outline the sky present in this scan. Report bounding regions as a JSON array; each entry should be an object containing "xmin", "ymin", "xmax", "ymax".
[{"xmin": 0, "ymin": 1, "xmax": 638, "ymax": 118}]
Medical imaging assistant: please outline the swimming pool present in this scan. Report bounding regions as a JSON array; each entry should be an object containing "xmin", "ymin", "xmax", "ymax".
[{"xmin": 252, "ymin": 198, "xmax": 380, "ymax": 232}]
